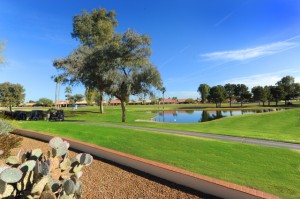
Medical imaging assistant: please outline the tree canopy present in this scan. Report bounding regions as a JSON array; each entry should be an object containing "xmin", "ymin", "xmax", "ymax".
[
  {"xmin": 197, "ymin": 83, "xmax": 210, "ymax": 103},
  {"xmin": 276, "ymin": 75, "xmax": 300, "ymax": 104},
  {"xmin": 54, "ymin": 7, "xmax": 163, "ymax": 122},
  {"xmin": 72, "ymin": 8, "xmax": 117, "ymax": 47},
  {"xmin": 251, "ymin": 86, "xmax": 267, "ymax": 105},
  {"xmin": 224, "ymin": 83, "xmax": 236, "ymax": 107},
  {"xmin": 234, "ymin": 84, "xmax": 251, "ymax": 107},
  {"xmin": 37, "ymin": 98, "xmax": 53, "ymax": 107},
  {"xmin": 208, "ymin": 85, "xmax": 226, "ymax": 108}
]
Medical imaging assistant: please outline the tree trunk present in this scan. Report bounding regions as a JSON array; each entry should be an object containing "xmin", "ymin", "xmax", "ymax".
[
  {"xmin": 98, "ymin": 90, "xmax": 104, "ymax": 114},
  {"xmin": 285, "ymin": 99, "xmax": 287, "ymax": 105},
  {"xmin": 263, "ymin": 101, "xmax": 265, "ymax": 106},
  {"xmin": 215, "ymin": 102, "xmax": 218, "ymax": 108},
  {"xmin": 268, "ymin": 101, "xmax": 270, "ymax": 106},
  {"xmin": 229, "ymin": 98, "xmax": 232, "ymax": 107},
  {"xmin": 55, "ymin": 83, "xmax": 58, "ymax": 109},
  {"xmin": 9, "ymin": 105, "xmax": 12, "ymax": 117},
  {"xmin": 276, "ymin": 100, "xmax": 278, "ymax": 107},
  {"xmin": 241, "ymin": 100, "xmax": 243, "ymax": 107},
  {"xmin": 57, "ymin": 82, "xmax": 60, "ymax": 109},
  {"xmin": 258, "ymin": 101, "xmax": 260, "ymax": 106},
  {"xmin": 121, "ymin": 100, "xmax": 126, "ymax": 122}
]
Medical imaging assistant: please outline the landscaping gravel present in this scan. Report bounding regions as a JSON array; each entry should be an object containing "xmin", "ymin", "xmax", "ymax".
[{"xmin": 1, "ymin": 136, "xmax": 218, "ymax": 199}]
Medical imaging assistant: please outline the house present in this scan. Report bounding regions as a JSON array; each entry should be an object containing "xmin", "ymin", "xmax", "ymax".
[
  {"xmin": 109, "ymin": 100, "xmax": 121, "ymax": 106},
  {"xmin": 160, "ymin": 99, "xmax": 176, "ymax": 104},
  {"xmin": 55, "ymin": 101, "xmax": 69, "ymax": 107},
  {"xmin": 143, "ymin": 99, "xmax": 152, "ymax": 105},
  {"xmin": 177, "ymin": 99, "xmax": 187, "ymax": 104},
  {"xmin": 20, "ymin": 102, "xmax": 36, "ymax": 107},
  {"xmin": 128, "ymin": 100, "xmax": 142, "ymax": 105}
]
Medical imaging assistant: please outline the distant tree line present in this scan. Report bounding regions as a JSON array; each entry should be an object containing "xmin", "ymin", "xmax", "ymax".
[{"xmin": 197, "ymin": 75, "xmax": 300, "ymax": 108}]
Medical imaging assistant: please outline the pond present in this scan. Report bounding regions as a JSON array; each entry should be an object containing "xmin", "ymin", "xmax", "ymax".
[{"xmin": 152, "ymin": 109, "xmax": 285, "ymax": 123}]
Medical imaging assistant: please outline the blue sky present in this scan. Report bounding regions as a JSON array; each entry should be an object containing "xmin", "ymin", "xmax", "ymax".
[{"xmin": 0, "ymin": 0, "xmax": 300, "ymax": 102}]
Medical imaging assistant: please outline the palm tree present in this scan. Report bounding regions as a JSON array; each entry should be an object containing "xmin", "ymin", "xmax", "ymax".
[{"xmin": 53, "ymin": 76, "xmax": 63, "ymax": 109}]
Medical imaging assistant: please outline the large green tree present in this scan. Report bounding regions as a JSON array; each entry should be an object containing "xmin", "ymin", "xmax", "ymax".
[
  {"xmin": 104, "ymin": 30, "xmax": 163, "ymax": 122},
  {"xmin": 234, "ymin": 84, "xmax": 251, "ymax": 107},
  {"xmin": 208, "ymin": 85, "xmax": 226, "ymax": 108},
  {"xmin": 224, "ymin": 83, "xmax": 236, "ymax": 107},
  {"xmin": 197, "ymin": 84, "xmax": 210, "ymax": 103},
  {"xmin": 70, "ymin": 8, "xmax": 117, "ymax": 113},
  {"xmin": 0, "ymin": 82, "xmax": 25, "ymax": 112}
]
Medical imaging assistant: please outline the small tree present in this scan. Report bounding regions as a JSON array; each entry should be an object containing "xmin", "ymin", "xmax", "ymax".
[
  {"xmin": 251, "ymin": 86, "xmax": 266, "ymax": 106},
  {"xmin": 264, "ymin": 86, "xmax": 272, "ymax": 106},
  {"xmin": 37, "ymin": 98, "xmax": 53, "ymax": 107},
  {"xmin": 73, "ymin": 94, "xmax": 84, "ymax": 103},
  {"xmin": 234, "ymin": 84, "xmax": 251, "ymax": 107},
  {"xmin": 85, "ymin": 88, "xmax": 96, "ymax": 105},
  {"xmin": 185, "ymin": 98, "xmax": 195, "ymax": 104},
  {"xmin": 197, "ymin": 84, "xmax": 210, "ymax": 103},
  {"xmin": 0, "ymin": 82, "xmax": 25, "ymax": 112},
  {"xmin": 224, "ymin": 83, "xmax": 236, "ymax": 107},
  {"xmin": 208, "ymin": 85, "xmax": 226, "ymax": 108},
  {"xmin": 270, "ymin": 86, "xmax": 285, "ymax": 106}
]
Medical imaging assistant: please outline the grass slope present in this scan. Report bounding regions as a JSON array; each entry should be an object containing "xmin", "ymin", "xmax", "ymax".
[
  {"xmin": 60, "ymin": 106, "xmax": 300, "ymax": 143},
  {"xmin": 16, "ymin": 121, "xmax": 300, "ymax": 198}
]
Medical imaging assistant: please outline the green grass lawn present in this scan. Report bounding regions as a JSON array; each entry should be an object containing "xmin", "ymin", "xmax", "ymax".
[
  {"xmin": 14, "ymin": 121, "xmax": 300, "ymax": 198},
  {"xmin": 6, "ymin": 103, "xmax": 300, "ymax": 198}
]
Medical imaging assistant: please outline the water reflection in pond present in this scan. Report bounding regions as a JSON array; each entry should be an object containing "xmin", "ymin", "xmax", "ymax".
[{"xmin": 152, "ymin": 109, "xmax": 285, "ymax": 123}]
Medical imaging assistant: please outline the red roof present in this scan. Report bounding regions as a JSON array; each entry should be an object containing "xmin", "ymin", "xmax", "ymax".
[
  {"xmin": 110, "ymin": 100, "xmax": 121, "ymax": 104},
  {"xmin": 161, "ymin": 99, "xmax": 176, "ymax": 103}
]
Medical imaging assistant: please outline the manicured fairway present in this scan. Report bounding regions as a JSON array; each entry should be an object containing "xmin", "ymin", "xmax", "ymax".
[
  {"xmin": 40, "ymin": 106, "xmax": 300, "ymax": 143},
  {"xmin": 16, "ymin": 121, "xmax": 300, "ymax": 198}
]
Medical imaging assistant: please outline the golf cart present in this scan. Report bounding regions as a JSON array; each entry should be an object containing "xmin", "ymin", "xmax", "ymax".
[
  {"xmin": 29, "ymin": 110, "xmax": 45, "ymax": 120},
  {"xmin": 47, "ymin": 108, "xmax": 64, "ymax": 121}
]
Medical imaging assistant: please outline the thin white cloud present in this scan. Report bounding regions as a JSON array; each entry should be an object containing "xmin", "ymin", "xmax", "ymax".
[
  {"xmin": 202, "ymin": 41, "xmax": 299, "ymax": 61},
  {"xmin": 214, "ymin": 12, "xmax": 233, "ymax": 27},
  {"xmin": 223, "ymin": 70, "xmax": 300, "ymax": 88}
]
